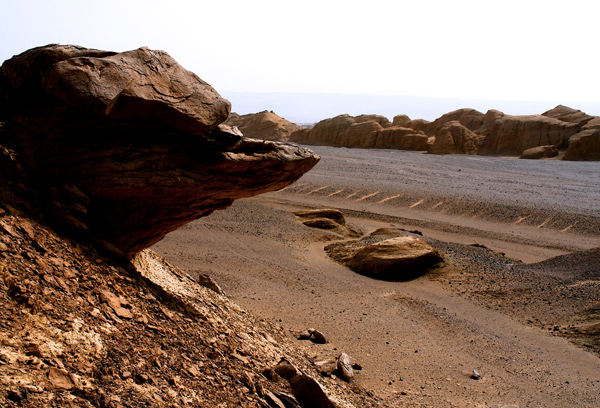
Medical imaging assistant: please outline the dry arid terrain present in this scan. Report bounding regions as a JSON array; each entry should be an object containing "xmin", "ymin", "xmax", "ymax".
[{"xmin": 154, "ymin": 146, "xmax": 600, "ymax": 407}]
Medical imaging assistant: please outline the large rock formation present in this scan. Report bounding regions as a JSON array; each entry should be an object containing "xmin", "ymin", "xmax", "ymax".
[
  {"xmin": 563, "ymin": 129, "xmax": 600, "ymax": 161},
  {"xmin": 289, "ymin": 105, "xmax": 600, "ymax": 160},
  {"xmin": 0, "ymin": 45, "xmax": 319, "ymax": 255},
  {"xmin": 290, "ymin": 114, "xmax": 355, "ymax": 146},
  {"xmin": 290, "ymin": 114, "xmax": 428, "ymax": 151},
  {"xmin": 482, "ymin": 115, "xmax": 579, "ymax": 156},
  {"xmin": 426, "ymin": 108, "xmax": 485, "ymax": 136},
  {"xmin": 224, "ymin": 110, "xmax": 300, "ymax": 142},
  {"xmin": 542, "ymin": 105, "xmax": 597, "ymax": 128},
  {"xmin": 342, "ymin": 121, "xmax": 384, "ymax": 148},
  {"xmin": 375, "ymin": 127, "xmax": 428, "ymax": 150},
  {"xmin": 429, "ymin": 121, "xmax": 481, "ymax": 155}
]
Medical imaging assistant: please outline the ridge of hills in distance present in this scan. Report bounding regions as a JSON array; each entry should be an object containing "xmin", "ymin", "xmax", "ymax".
[{"xmin": 221, "ymin": 91, "xmax": 600, "ymax": 125}]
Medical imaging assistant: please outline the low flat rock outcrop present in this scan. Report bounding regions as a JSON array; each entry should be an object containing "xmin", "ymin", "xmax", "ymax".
[
  {"xmin": 429, "ymin": 121, "xmax": 480, "ymax": 155},
  {"xmin": 294, "ymin": 208, "xmax": 361, "ymax": 238},
  {"xmin": 325, "ymin": 233, "xmax": 444, "ymax": 280},
  {"xmin": 520, "ymin": 145, "xmax": 559, "ymax": 160},
  {"xmin": 224, "ymin": 110, "xmax": 300, "ymax": 142},
  {"xmin": 0, "ymin": 45, "xmax": 319, "ymax": 255}
]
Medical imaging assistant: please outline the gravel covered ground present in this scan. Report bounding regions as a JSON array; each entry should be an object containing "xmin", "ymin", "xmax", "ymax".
[{"xmin": 154, "ymin": 147, "xmax": 600, "ymax": 407}]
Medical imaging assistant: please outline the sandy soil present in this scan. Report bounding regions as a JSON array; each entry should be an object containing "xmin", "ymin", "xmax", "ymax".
[{"xmin": 153, "ymin": 147, "xmax": 600, "ymax": 407}]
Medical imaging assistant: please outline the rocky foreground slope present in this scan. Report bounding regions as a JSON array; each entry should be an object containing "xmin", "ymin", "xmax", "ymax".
[{"xmin": 0, "ymin": 45, "xmax": 377, "ymax": 407}]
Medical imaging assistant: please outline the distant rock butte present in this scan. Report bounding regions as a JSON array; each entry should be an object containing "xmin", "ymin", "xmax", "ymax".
[
  {"xmin": 290, "ymin": 114, "xmax": 428, "ymax": 151},
  {"xmin": 224, "ymin": 110, "xmax": 300, "ymax": 141},
  {"xmin": 289, "ymin": 106, "xmax": 600, "ymax": 161},
  {"xmin": 0, "ymin": 45, "xmax": 319, "ymax": 254}
]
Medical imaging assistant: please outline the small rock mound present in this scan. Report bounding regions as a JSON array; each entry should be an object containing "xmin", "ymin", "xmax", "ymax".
[
  {"xmin": 294, "ymin": 209, "xmax": 361, "ymax": 238},
  {"xmin": 326, "ymin": 234, "xmax": 444, "ymax": 281}
]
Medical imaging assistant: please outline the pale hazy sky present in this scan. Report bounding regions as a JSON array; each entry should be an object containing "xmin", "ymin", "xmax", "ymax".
[{"xmin": 2, "ymin": 0, "xmax": 599, "ymax": 107}]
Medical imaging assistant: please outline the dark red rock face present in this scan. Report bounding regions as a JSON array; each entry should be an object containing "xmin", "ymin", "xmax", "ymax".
[{"xmin": 0, "ymin": 45, "xmax": 319, "ymax": 254}]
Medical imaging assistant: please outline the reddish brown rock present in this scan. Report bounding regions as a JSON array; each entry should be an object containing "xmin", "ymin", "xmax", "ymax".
[
  {"xmin": 354, "ymin": 114, "xmax": 392, "ymax": 128},
  {"xmin": 583, "ymin": 117, "xmax": 600, "ymax": 130},
  {"xmin": 429, "ymin": 121, "xmax": 481, "ymax": 155},
  {"xmin": 405, "ymin": 118, "xmax": 431, "ymax": 134},
  {"xmin": 341, "ymin": 121, "xmax": 384, "ymax": 148},
  {"xmin": 563, "ymin": 129, "xmax": 600, "ymax": 161},
  {"xmin": 482, "ymin": 115, "xmax": 579, "ymax": 156},
  {"xmin": 478, "ymin": 109, "xmax": 506, "ymax": 136},
  {"xmin": 326, "ymin": 235, "xmax": 444, "ymax": 281},
  {"xmin": 375, "ymin": 127, "xmax": 428, "ymax": 150},
  {"xmin": 0, "ymin": 45, "xmax": 319, "ymax": 254},
  {"xmin": 428, "ymin": 108, "xmax": 485, "ymax": 135},
  {"xmin": 293, "ymin": 114, "xmax": 355, "ymax": 146},
  {"xmin": 520, "ymin": 145, "xmax": 559, "ymax": 160},
  {"xmin": 392, "ymin": 114, "xmax": 411, "ymax": 127},
  {"xmin": 542, "ymin": 105, "xmax": 597, "ymax": 128},
  {"xmin": 224, "ymin": 110, "xmax": 300, "ymax": 141}
]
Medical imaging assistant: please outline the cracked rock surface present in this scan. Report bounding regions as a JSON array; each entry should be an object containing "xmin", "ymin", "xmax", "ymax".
[{"xmin": 0, "ymin": 45, "xmax": 319, "ymax": 254}]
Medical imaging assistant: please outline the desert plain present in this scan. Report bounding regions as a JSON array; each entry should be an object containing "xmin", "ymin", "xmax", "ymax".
[{"xmin": 154, "ymin": 145, "xmax": 600, "ymax": 407}]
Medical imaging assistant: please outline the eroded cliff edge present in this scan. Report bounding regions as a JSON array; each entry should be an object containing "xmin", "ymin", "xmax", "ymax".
[{"xmin": 0, "ymin": 45, "xmax": 319, "ymax": 255}]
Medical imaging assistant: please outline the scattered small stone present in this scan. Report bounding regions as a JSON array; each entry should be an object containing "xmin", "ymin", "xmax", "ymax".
[
  {"xmin": 274, "ymin": 358, "xmax": 298, "ymax": 380},
  {"xmin": 289, "ymin": 374, "xmax": 336, "ymax": 408},
  {"xmin": 471, "ymin": 369, "xmax": 482, "ymax": 380},
  {"xmin": 337, "ymin": 353, "xmax": 354, "ymax": 381},
  {"xmin": 273, "ymin": 391, "xmax": 301, "ymax": 408},
  {"xmin": 265, "ymin": 390, "xmax": 287, "ymax": 408},
  {"xmin": 314, "ymin": 357, "xmax": 338, "ymax": 377},
  {"xmin": 297, "ymin": 330, "xmax": 312, "ymax": 340},
  {"xmin": 48, "ymin": 367, "xmax": 75, "ymax": 390},
  {"xmin": 310, "ymin": 329, "xmax": 327, "ymax": 344}
]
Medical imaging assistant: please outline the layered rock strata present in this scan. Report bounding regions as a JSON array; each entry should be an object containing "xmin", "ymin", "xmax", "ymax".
[{"xmin": 0, "ymin": 45, "xmax": 319, "ymax": 255}]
